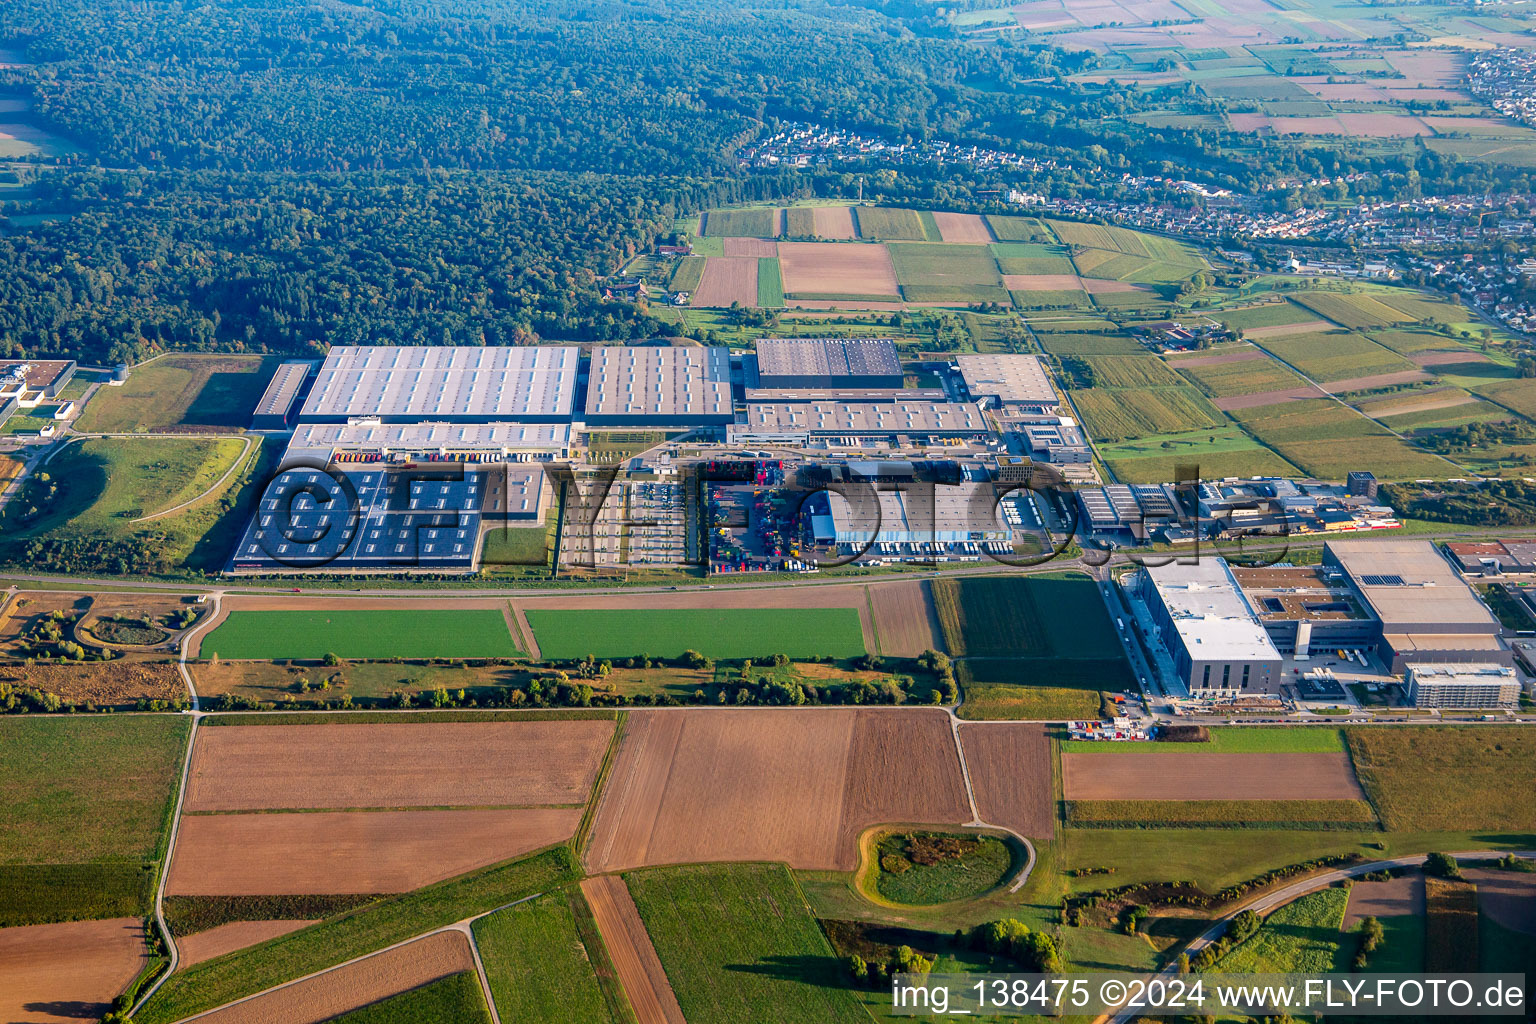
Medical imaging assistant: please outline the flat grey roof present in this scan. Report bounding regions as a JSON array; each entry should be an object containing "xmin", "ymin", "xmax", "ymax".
[
  {"xmin": 254, "ymin": 361, "xmax": 311, "ymax": 418},
  {"xmin": 757, "ymin": 338, "xmax": 901, "ymax": 379},
  {"xmin": 1145, "ymin": 558, "xmax": 1283, "ymax": 662},
  {"xmin": 733, "ymin": 401, "xmax": 989, "ymax": 435},
  {"xmin": 299, "ymin": 346, "xmax": 578, "ymax": 421},
  {"xmin": 956, "ymin": 354, "xmax": 1057, "ymax": 406},
  {"xmin": 584, "ymin": 346, "xmax": 731, "ymax": 420},
  {"xmin": 286, "ymin": 421, "xmax": 570, "ymax": 461},
  {"xmin": 1327, "ymin": 539, "xmax": 1498, "ymax": 629}
]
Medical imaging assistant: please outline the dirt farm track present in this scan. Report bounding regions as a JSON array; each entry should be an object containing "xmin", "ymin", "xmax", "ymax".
[{"xmin": 585, "ymin": 707, "xmax": 971, "ymax": 873}]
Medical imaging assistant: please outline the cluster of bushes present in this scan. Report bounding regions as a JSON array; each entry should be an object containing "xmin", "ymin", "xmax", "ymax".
[
  {"xmin": 1187, "ymin": 908, "xmax": 1260, "ymax": 971},
  {"xmin": 9, "ymin": 607, "xmax": 100, "ymax": 662},
  {"xmin": 1352, "ymin": 915, "xmax": 1384, "ymax": 971},
  {"xmin": 1494, "ymin": 853, "xmax": 1536, "ymax": 873},
  {"xmin": 846, "ymin": 945, "xmax": 934, "ymax": 988},
  {"xmin": 1424, "ymin": 851, "xmax": 1463, "ymax": 880},
  {"xmin": 968, "ymin": 919, "xmax": 1062, "ymax": 973},
  {"xmin": 0, "ymin": 681, "xmax": 186, "ymax": 715},
  {"xmin": 1062, "ymin": 854, "xmax": 1361, "ymax": 922}
]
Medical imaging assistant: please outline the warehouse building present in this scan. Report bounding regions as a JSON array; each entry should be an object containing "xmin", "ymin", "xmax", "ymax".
[
  {"xmin": 1137, "ymin": 558, "xmax": 1284, "ymax": 695},
  {"xmin": 251, "ymin": 361, "xmax": 312, "ymax": 429},
  {"xmin": 729, "ymin": 401, "xmax": 990, "ymax": 444},
  {"xmin": 584, "ymin": 346, "xmax": 733, "ymax": 426},
  {"xmin": 815, "ymin": 487, "xmax": 1011, "ymax": 558},
  {"xmin": 0, "ymin": 359, "xmax": 76, "ymax": 407},
  {"xmin": 755, "ymin": 338, "xmax": 903, "ymax": 389},
  {"xmin": 1445, "ymin": 539, "xmax": 1536, "ymax": 575},
  {"xmin": 283, "ymin": 421, "xmax": 572, "ymax": 465},
  {"xmin": 298, "ymin": 345, "xmax": 579, "ymax": 424},
  {"xmin": 1324, "ymin": 539, "xmax": 1510, "ymax": 673},
  {"xmin": 956, "ymin": 354, "xmax": 1058, "ymax": 412},
  {"xmin": 1405, "ymin": 663, "xmax": 1520, "ymax": 709}
]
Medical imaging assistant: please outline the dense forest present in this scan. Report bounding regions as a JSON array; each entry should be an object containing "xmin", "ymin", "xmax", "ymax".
[{"xmin": 0, "ymin": 0, "xmax": 1530, "ymax": 363}]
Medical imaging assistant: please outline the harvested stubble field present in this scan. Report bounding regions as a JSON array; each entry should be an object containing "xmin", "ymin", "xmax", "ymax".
[
  {"xmin": 986, "ymin": 215, "xmax": 1051, "ymax": 242},
  {"xmin": 585, "ymin": 708, "xmax": 969, "ymax": 873},
  {"xmin": 167, "ymin": 808, "xmax": 581, "ymax": 895},
  {"xmin": 1345, "ymin": 726, "xmax": 1536, "ymax": 832},
  {"xmin": 867, "ymin": 580, "xmax": 944, "ymax": 656},
  {"xmin": 1262, "ymin": 331, "xmax": 1418, "ymax": 383},
  {"xmin": 798, "ymin": 206, "xmax": 857, "ymax": 239},
  {"xmin": 1079, "ymin": 355, "xmax": 1183, "ymax": 388},
  {"xmin": 689, "ymin": 256, "xmax": 760, "ymax": 307},
  {"xmin": 1060, "ymin": 752, "xmax": 1365, "ymax": 801},
  {"xmin": 776, "ymin": 241, "xmax": 900, "ymax": 299},
  {"xmin": 852, "ymin": 207, "xmax": 930, "ymax": 241},
  {"xmin": 190, "ymin": 930, "xmax": 476, "ymax": 1024},
  {"xmin": 580, "ymin": 875, "xmax": 686, "ymax": 1024},
  {"xmin": 1213, "ymin": 301, "xmax": 1321, "ymax": 331},
  {"xmin": 198, "ymin": 606, "xmax": 520, "ymax": 660},
  {"xmin": 177, "ymin": 919, "xmax": 319, "ymax": 968},
  {"xmin": 930, "ymin": 211, "xmax": 995, "ymax": 243},
  {"xmin": 1240, "ymin": 319, "xmax": 1336, "ymax": 339},
  {"xmin": 185, "ymin": 720, "xmax": 614, "ymax": 811},
  {"xmin": 721, "ymin": 236, "xmax": 777, "ymax": 257},
  {"xmin": 958, "ymin": 723, "xmax": 1054, "ymax": 839},
  {"xmin": 0, "ymin": 917, "xmax": 147, "ymax": 1024},
  {"xmin": 1177, "ymin": 351, "xmax": 1309, "ymax": 397},
  {"xmin": 1291, "ymin": 291, "xmax": 1410, "ymax": 330},
  {"xmin": 700, "ymin": 208, "xmax": 779, "ymax": 238},
  {"xmin": 1066, "ymin": 799, "xmax": 1379, "ymax": 827}
]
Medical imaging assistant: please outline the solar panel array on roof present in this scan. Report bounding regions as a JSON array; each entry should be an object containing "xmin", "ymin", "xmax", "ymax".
[
  {"xmin": 298, "ymin": 346, "xmax": 579, "ymax": 423},
  {"xmin": 755, "ymin": 338, "xmax": 903, "ymax": 389},
  {"xmin": 230, "ymin": 466, "xmax": 486, "ymax": 571}
]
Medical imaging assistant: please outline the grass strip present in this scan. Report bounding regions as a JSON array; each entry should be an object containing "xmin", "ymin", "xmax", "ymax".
[{"xmin": 136, "ymin": 846, "xmax": 578, "ymax": 1024}]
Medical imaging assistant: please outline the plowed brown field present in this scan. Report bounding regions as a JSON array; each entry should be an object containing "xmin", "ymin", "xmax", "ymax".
[
  {"xmin": 868, "ymin": 581, "xmax": 944, "ymax": 657},
  {"xmin": 812, "ymin": 206, "xmax": 858, "ymax": 240},
  {"xmin": 1343, "ymin": 870, "xmax": 1422, "ymax": 928},
  {"xmin": 0, "ymin": 918, "xmax": 146, "ymax": 1024},
  {"xmin": 960, "ymin": 723, "xmax": 1054, "ymax": 839},
  {"xmin": 189, "ymin": 930, "xmax": 474, "ymax": 1024},
  {"xmin": 168, "ymin": 808, "xmax": 581, "ymax": 894},
  {"xmin": 178, "ymin": 920, "xmax": 319, "ymax": 968},
  {"xmin": 580, "ymin": 876, "xmax": 686, "ymax": 1024},
  {"xmin": 185, "ymin": 720, "xmax": 613, "ymax": 811},
  {"xmin": 1060, "ymin": 752, "xmax": 1365, "ymax": 800},
  {"xmin": 586, "ymin": 708, "xmax": 969, "ymax": 872},
  {"xmin": 690, "ymin": 257, "xmax": 760, "ymax": 307},
  {"xmin": 1464, "ymin": 867, "xmax": 1536, "ymax": 936},
  {"xmin": 723, "ymin": 237, "xmax": 779, "ymax": 257},
  {"xmin": 932, "ymin": 212, "xmax": 995, "ymax": 244},
  {"xmin": 777, "ymin": 242, "xmax": 900, "ymax": 298}
]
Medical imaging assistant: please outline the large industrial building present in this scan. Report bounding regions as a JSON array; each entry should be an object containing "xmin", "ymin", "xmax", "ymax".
[
  {"xmin": 283, "ymin": 421, "xmax": 572, "ymax": 465},
  {"xmin": 1323, "ymin": 539, "xmax": 1509, "ymax": 672},
  {"xmin": 584, "ymin": 346, "xmax": 733, "ymax": 426},
  {"xmin": 956, "ymin": 354, "xmax": 1058, "ymax": 412},
  {"xmin": 298, "ymin": 345, "xmax": 579, "ymax": 424},
  {"xmin": 1405, "ymin": 663, "xmax": 1520, "ymax": 709},
  {"xmin": 1231, "ymin": 565, "xmax": 1379, "ymax": 655},
  {"xmin": 1137, "ymin": 558, "xmax": 1284, "ymax": 695},
  {"xmin": 251, "ymin": 361, "xmax": 312, "ymax": 429},
  {"xmin": 729, "ymin": 401, "xmax": 990, "ymax": 445},
  {"xmin": 755, "ymin": 338, "xmax": 902, "ymax": 389}
]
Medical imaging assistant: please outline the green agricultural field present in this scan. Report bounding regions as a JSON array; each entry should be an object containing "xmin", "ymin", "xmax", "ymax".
[
  {"xmin": 200, "ymin": 609, "xmax": 522, "ymax": 660},
  {"xmin": 757, "ymin": 257, "xmax": 785, "ymax": 307},
  {"xmin": 1230, "ymin": 399, "xmax": 1452, "ymax": 480},
  {"xmin": 1104, "ymin": 446, "xmax": 1299, "ymax": 484},
  {"xmin": 986, "ymin": 215, "xmax": 1052, "ymax": 242},
  {"xmin": 889, "ymin": 243, "xmax": 1007, "ymax": 304},
  {"xmin": 933, "ymin": 575, "xmax": 1116, "ymax": 658},
  {"xmin": 525, "ymin": 608, "xmax": 866, "ymax": 661},
  {"xmin": 1078, "ymin": 355, "xmax": 1184, "ymax": 389},
  {"xmin": 1370, "ymin": 290, "xmax": 1469, "ymax": 323},
  {"xmin": 1065, "ymin": 799, "xmax": 1378, "ymax": 828},
  {"xmin": 1010, "ymin": 289, "xmax": 1092, "ymax": 311},
  {"xmin": 1291, "ymin": 291, "xmax": 1410, "ymax": 330},
  {"xmin": 1035, "ymin": 330, "xmax": 1144, "ymax": 356},
  {"xmin": 1367, "ymin": 329, "xmax": 1470, "ymax": 356},
  {"xmin": 1176, "ymin": 353, "xmax": 1307, "ymax": 397},
  {"xmin": 76, "ymin": 353, "xmax": 278, "ymax": 433},
  {"xmin": 137, "ymin": 848, "xmax": 578, "ymax": 1024},
  {"xmin": 783, "ymin": 207, "xmax": 817, "ymax": 238},
  {"xmin": 1346, "ymin": 726, "xmax": 1536, "ymax": 832},
  {"xmin": 701, "ymin": 208, "xmax": 779, "ymax": 238},
  {"xmin": 667, "ymin": 256, "xmax": 705, "ymax": 293},
  {"xmin": 1212, "ymin": 300, "xmax": 1320, "ymax": 331},
  {"xmin": 1071, "ymin": 386, "xmax": 1225, "ymax": 442},
  {"xmin": 956, "ymin": 659, "xmax": 1125, "ymax": 720},
  {"xmin": 1060, "ymin": 829, "xmax": 1392, "ymax": 893},
  {"xmin": 0, "ymin": 715, "xmax": 189, "ymax": 925},
  {"xmin": 1262, "ymin": 331, "xmax": 1417, "ymax": 383},
  {"xmin": 474, "ymin": 891, "xmax": 618, "ymax": 1024},
  {"xmin": 853, "ymin": 207, "xmax": 930, "ymax": 241},
  {"xmin": 626, "ymin": 863, "xmax": 869, "ymax": 1024},
  {"xmin": 1062, "ymin": 726, "xmax": 1345, "ymax": 753},
  {"xmin": 328, "ymin": 972, "xmax": 493, "ymax": 1024},
  {"xmin": 1217, "ymin": 887, "xmax": 1352, "ymax": 973},
  {"xmin": 1474, "ymin": 378, "xmax": 1536, "ymax": 419}
]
